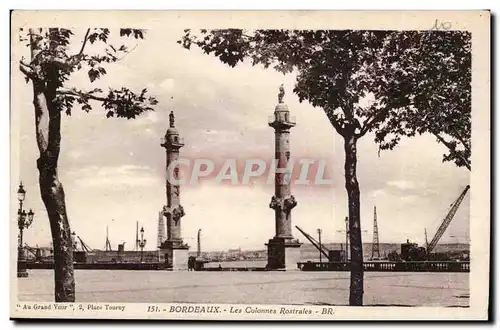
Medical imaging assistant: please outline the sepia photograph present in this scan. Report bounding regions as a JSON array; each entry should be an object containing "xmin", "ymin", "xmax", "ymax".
[{"xmin": 9, "ymin": 10, "xmax": 490, "ymax": 320}]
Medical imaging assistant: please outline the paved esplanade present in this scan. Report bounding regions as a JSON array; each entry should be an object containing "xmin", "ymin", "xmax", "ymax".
[
  {"xmin": 266, "ymin": 85, "xmax": 302, "ymax": 270},
  {"xmin": 18, "ymin": 270, "xmax": 469, "ymax": 307},
  {"xmin": 160, "ymin": 111, "xmax": 189, "ymax": 270}
]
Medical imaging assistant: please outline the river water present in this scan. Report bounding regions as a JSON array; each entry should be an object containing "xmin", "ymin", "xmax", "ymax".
[{"xmin": 17, "ymin": 269, "xmax": 469, "ymax": 307}]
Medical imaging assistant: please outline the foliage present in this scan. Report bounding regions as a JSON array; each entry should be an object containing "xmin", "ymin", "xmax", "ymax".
[
  {"xmin": 19, "ymin": 28, "xmax": 158, "ymax": 118},
  {"xmin": 179, "ymin": 29, "xmax": 471, "ymax": 169},
  {"xmin": 375, "ymin": 31, "xmax": 471, "ymax": 169}
]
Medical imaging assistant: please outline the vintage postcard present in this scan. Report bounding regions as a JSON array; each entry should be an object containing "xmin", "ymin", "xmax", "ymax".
[{"xmin": 9, "ymin": 10, "xmax": 490, "ymax": 320}]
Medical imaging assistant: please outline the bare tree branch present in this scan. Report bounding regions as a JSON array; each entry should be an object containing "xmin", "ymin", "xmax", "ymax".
[
  {"xmin": 115, "ymin": 43, "xmax": 138, "ymax": 61},
  {"xmin": 358, "ymin": 107, "xmax": 388, "ymax": 137},
  {"xmin": 57, "ymin": 87, "xmax": 107, "ymax": 102},
  {"xmin": 19, "ymin": 62, "xmax": 34, "ymax": 79},
  {"xmin": 449, "ymin": 125, "xmax": 471, "ymax": 153},
  {"xmin": 433, "ymin": 132, "xmax": 471, "ymax": 170},
  {"xmin": 20, "ymin": 59, "xmax": 34, "ymax": 69},
  {"xmin": 325, "ymin": 109, "xmax": 346, "ymax": 137},
  {"xmin": 77, "ymin": 28, "xmax": 91, "ymax": 56},
  {"xmin": 358, "ymin": 113, "xmax": 377, "ymax": 137}
]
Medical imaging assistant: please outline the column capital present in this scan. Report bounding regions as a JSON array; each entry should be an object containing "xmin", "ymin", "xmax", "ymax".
[
  {"xmin": 164, "ymin": 205, "xmax": 185, "ymax": 223},
  {"xmin": 269, "ymin": 195, "xmax": 297, "ymax": 212}
]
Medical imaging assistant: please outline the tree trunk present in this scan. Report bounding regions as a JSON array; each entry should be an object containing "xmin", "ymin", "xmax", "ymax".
[
  {"xmin": 31, "ymin": 74, "xmax": 75, "ymax": 302},
  {"xmin": 28, "ymin": 28, "xmax": 75, "ymax": 302},
  {"xmin": 38, "ymin": 153, "xmax": 75, "ymax": 302},
  {"xmin": 344, "ymin": 133, "xmax": 364, "ymax": 306}
]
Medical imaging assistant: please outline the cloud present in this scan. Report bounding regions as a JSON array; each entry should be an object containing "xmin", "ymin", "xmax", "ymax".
[
  {"xmin": 400, "ymin": 195, "xmax": 419, "ymax": 203},
  {"xmin": 159, "ymin": 78, "xmax": 175, "ymax": 92},
  {"xmin": 386, "ymin": 180, "xmax": 420, "ymax": 191},
  {"xmin": 201, "ymin": 129, "xmax": 242, "ymax": 143},
  {"xmin": 371, "ymin": 189, "xmax": 387, "ymax": 199},
  {"xmin": 127, "ymin": 109, "xmax": 160, "ymax": 127},
  {"xmin": 146, "ymin": 111, "xmax": 159, "ymax": 123},
  {"xmin": 68, "ymin": 165, "xmax": 158, "ymax": 189},
  {"xmin": 68, "ymin": 149, "xmax": 84, "ymax": 160}
]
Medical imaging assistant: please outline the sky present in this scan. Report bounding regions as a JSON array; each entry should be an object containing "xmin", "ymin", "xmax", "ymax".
[{"xmin": 12, "ymin": 28, "xmax": 470, "ymax": 252}]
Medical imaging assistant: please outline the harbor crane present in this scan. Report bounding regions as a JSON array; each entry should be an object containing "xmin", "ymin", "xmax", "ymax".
[
  {"xmin": 426, "ymin": 185, "xmax": 470, "ymax": 256},
  {"xmin": 295, "ymin": 226, "xmax": 345, "ymax": 262},
  {"xmin": 396, "ymin": 185, "xmax": 470, "ymax": 261},
  {"xmin": 371, "ymin": 206, "xmax": 381, "ymax": 260},
  {"xmin": 77, "ymin": 236, "xmax": 94, "ymax": 252},
  {"xmin": 105, "ymin": 225, "xmax": 112, "ymax": 251},
  {"xmin": 197, "ymin": 229, "xmax": 202, "ymax": 258},
  {"xmin": 24, "ymin": 244, "xmax": 42, "ymax": 262},
  {"xmin": 335, "ymin": 217, "xmax": 367, "ymax": 262}
]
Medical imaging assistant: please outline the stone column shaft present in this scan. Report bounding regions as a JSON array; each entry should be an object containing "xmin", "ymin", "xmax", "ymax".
[
  {"xmin": 166, "ymin": 149, "xmax": 182, "ymax": 242},
  {"xmin": 161, "ymin": 111, "xmax": 186, "ymax": 249},
  {"xmin": 274, "ymin": 127, "xmax": 293, "ymax": 238}
]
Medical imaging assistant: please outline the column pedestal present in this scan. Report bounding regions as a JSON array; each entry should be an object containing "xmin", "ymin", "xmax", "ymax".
[
  {"xmin": 266, "ymin": 237, "xmax": 302, "ymax": 271},
  {"xmin": 160, "ymin": 240, "xmax": 189, "ymax": 271},
  {"xmin": 17, "ymin": 261, "xmax": 29, "ymax": 278},
  {"xmin": 17, "ymin": 247, "xmax": 28, "ymax": 278}
]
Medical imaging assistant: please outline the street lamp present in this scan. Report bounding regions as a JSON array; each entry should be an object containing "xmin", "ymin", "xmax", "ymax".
[
  {"xmin": 138, "ymin": 227, "xmax": 147, "ymax": 262},
  {"xmin": 17, "ymin": 182, "xmax": 26, "ymax": 203},
  {"xmin": 17, "ymin": 182, "xmax": 34, "ymax": 278},
  {"xmin": 317, "ymin": 228, "xmax": 322, "ymax": 264}
]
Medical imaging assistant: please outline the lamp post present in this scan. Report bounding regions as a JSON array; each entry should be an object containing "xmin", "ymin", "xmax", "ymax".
[
  {"xmin": 345, "ymin": 217, "xmax": 349, "ymax": 262},
  {"xmin": 317, "ymin": 228, "xmax": 323, "ymax": 264},
  {"xmin": 138, "ymin": 227, "xmax": 147, "ymax": 263},
  {"xmin": 17, "ymin": 182, "xmax": 34, "ymax": 278}
]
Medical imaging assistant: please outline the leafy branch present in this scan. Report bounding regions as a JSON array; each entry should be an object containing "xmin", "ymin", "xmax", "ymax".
[
  {"xmin": 19, "ymin": 28, "xmax": 156, "ymax": 118},
  {"xmin": 56, "ymin": 87, "xmax": 158, "ymax": 118},
  {"xmin": 179, "ymin": 29, "xmax": 471, "ymax": 170}
]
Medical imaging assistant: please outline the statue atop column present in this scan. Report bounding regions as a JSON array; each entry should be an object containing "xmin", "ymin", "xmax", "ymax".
[
  {"xmin": 169, "ymin": 111, "xmax": 175, "ymax": 128},
  {"xmin": 278, "ymin": 84, "xmax": 285, "ymax": 104}
]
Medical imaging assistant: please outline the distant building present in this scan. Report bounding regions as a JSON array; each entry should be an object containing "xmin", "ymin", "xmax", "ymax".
[{"xmin": 227, "ymin": 248, "xmax": 242, "ymax": 259}]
